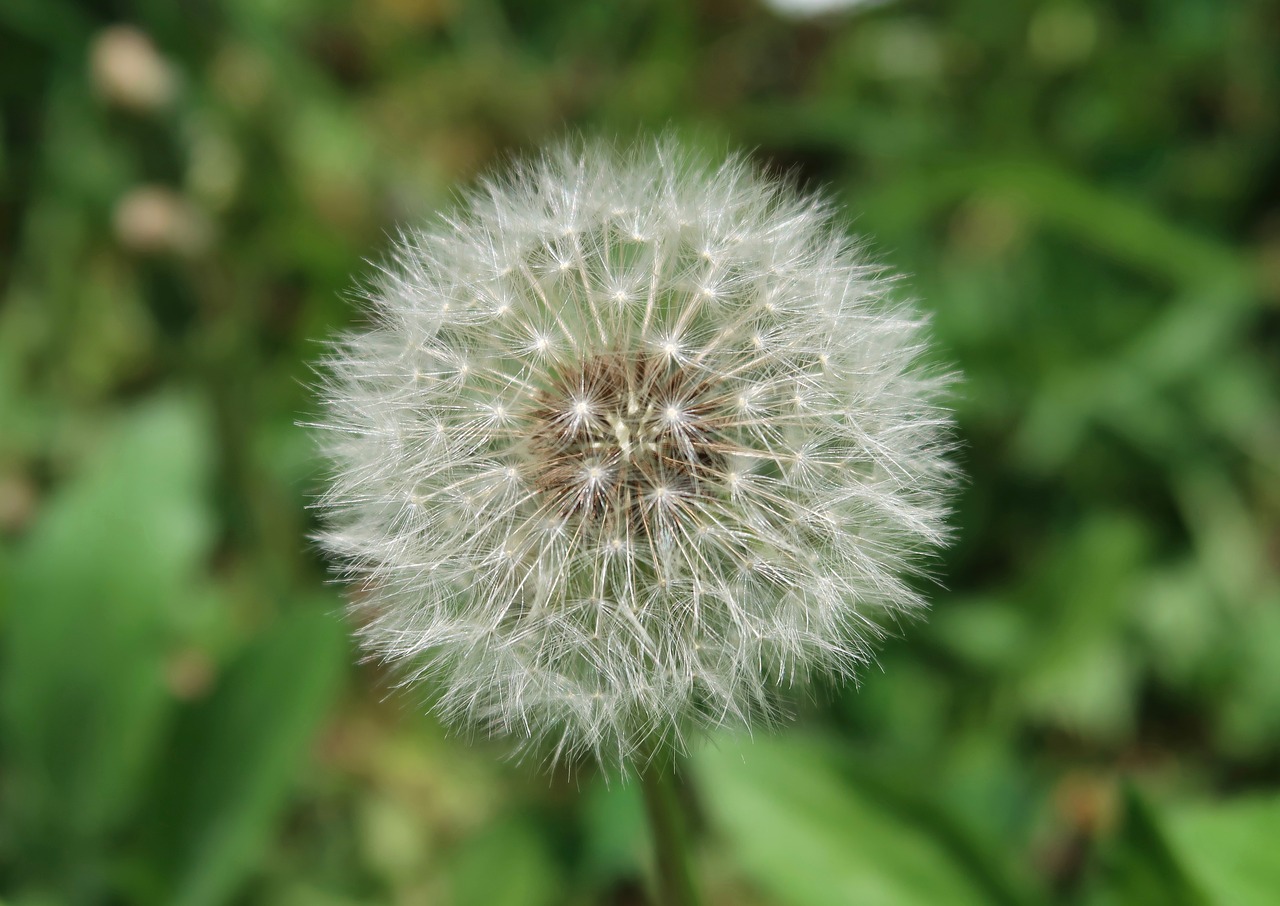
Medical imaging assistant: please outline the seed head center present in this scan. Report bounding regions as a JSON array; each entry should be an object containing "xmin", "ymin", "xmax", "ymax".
[{"xmin": 525, "ymin": 353, "xmax": 725, "ymax": 529}]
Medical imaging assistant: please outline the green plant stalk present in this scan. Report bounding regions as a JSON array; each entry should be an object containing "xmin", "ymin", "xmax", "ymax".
[{"xmin": 640, "ymin": 758, "xmax": 702, "ymax": 906}]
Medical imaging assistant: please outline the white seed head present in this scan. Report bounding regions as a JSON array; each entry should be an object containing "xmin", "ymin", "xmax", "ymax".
[{"xmin": 314, "ymin": 139, "xmax": 956, "ymax": 770}]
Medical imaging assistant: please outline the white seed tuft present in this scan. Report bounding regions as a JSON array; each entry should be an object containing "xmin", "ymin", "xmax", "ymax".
[{"xmin": 313, "ymin": 139, "xmax": 957, "ymax": 770}]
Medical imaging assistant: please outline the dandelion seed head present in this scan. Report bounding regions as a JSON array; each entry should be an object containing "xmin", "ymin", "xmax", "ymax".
[{"xmin": 315, "ymin": 139, "xmax": 956, "ymax": 770}]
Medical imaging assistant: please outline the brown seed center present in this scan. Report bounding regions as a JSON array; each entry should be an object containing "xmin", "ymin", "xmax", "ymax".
[{"xmin": 524, "ymin": 353, "xmax": 726, "ymax": 532}]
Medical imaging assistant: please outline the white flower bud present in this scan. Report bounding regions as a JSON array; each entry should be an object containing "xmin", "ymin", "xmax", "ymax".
[
  {"xmin": 112, "ymin": 186, "xmax": 211, "ymax": 257},
  {"xmin": 314, "ymin": 139, "xmax": 956, "ymax": 769},
  {"xmin": 89, "ymin": 25, "xmax": 177, "ymax": 113}
]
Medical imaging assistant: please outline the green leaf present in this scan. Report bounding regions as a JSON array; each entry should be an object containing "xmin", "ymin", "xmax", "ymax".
[
  {"xmin": 1216, "ymin": 595, "xmax": 1280, "ymax": 756},
  {"xmin": 0, "ymin": 395, "xmax": 214, "ymax": 879},
  {"xmin": 1090, "ymin": 790, "xmax": 1280, "ymax": 906},
  {"xmin": 143, "ymin": 604, "xmax": 347, "ymax": 906},
  {"xmin": 695, "ymin": 734, "xmax": 1020, "ymax": 906},
  {"xmin": 1015, "ymin": 515, "xmax": 1149, "ymax": 739},
  {"xmin": 450, "ymin": 814, "xmax": 565, "ymax": 906},
  {"xmin": 579, "ymin": 773, "xmax": 647, "ymax": 885},
  {"xmin": 1087, "ymin": 789, "xmax": 1206, "ymax": 906},
  {"xmin": 1163, "ymin": 794, "xmax": 1280, "ymax": 906}
]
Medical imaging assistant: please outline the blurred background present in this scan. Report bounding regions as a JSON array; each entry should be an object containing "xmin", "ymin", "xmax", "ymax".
[{"xmin": 2, "ymin": 1, "xmax": 1278, "ymax": 904}]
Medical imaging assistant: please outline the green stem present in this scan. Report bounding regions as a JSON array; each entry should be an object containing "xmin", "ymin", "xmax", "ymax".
[{"xmin": 639, "ymin": 758, "xmax": 702, "ymax": 906}]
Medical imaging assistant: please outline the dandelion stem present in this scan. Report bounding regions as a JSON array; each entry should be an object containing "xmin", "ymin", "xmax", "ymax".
[{"xmin": 640, "ymin": 757, "xmax": 701, "ymax": 906}]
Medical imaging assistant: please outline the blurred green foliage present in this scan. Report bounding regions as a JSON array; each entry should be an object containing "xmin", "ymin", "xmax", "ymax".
[{"xmin": 1, "ymin": 1, "xmax": 1278, "ymax": 904}]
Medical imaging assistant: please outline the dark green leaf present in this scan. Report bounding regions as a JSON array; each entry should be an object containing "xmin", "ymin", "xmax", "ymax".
[
  {"xmin": 0, "ymin": 395, "xmax": 214, "ymax": 883},
  {"xmin": 143, "ymin": 604, "xmax": 347, "ymax": 906},
  {"xmin": 696, "ymin": 735, "xmax": 1021, "ymax": 906}
]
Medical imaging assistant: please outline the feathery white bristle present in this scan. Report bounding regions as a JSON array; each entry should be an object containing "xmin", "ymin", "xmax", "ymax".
[{"xmin": 314, "ymin": 139, "xmax": 956, "ymax": 770}]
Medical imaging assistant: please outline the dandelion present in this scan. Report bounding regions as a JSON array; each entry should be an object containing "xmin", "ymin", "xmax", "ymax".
[{"xmin": 314, "ymin": 139, "xmax": 955, "ymax": 772}]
